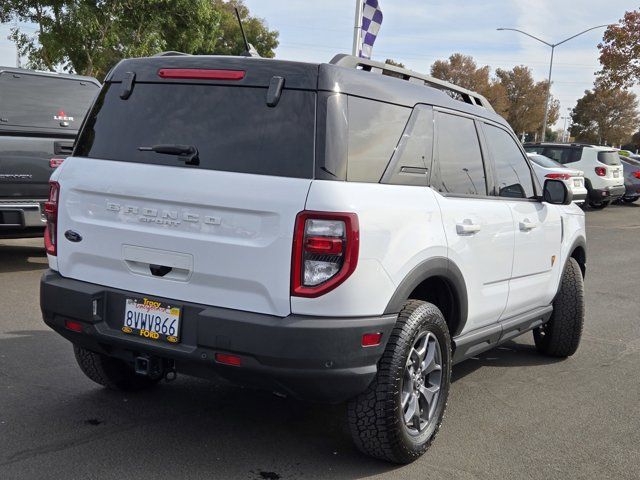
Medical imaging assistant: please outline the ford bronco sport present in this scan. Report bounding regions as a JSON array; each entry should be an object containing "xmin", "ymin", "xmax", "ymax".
[
  {"xmin": 40, "ymin": 54, "xmax": 586, "ymax": 464},
  {"xmin": 0, "ymin": 67, "xmax": 100, "ymax": 238}
]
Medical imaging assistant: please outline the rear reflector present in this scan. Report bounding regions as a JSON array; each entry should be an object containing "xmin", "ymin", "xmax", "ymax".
[
  {"xmin": 362, "ymin": 333, "xmax": 383, "ymax": 347},
  {"xmin": 157, "ymin": 69, "xmax": 245, "ymax": 81},
  {"xmin": 215, "ymin": 353, "xmax": 242, "ymax": 367},
  {"xmin": 64, "ymin": 320, "xmax": 83, "ymax": 333}
]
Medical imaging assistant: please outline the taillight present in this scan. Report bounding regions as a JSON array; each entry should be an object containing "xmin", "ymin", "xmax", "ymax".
[
  {"xmin": 291, "ymin": 211, "xmax": 359, "ymax": 297},
  {"xmin": 50, "ymin": 158, "xmax": 65, "ymax": 168},
  {"xmin": 633, "ymin": 171, "xmax": 640, "ymax": 179},
  {"xmin": 44, "ymin": 181, "xmax": 59, "ymax": 256},
  {"xmin": 157, "ymin": 69, "xmax": 245, "ymax": 80},
  {"xmin": 595, "ymin": 167, "xmax": 606, "ymax": 176},
  {"xmin": 545, "ymin": 173, "xmax": 571, "ymax": 180}
]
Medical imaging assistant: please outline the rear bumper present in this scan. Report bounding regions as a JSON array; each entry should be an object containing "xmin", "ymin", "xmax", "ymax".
[
  {"xmin": 40, "ymin": 270, "xmax": 397, "ymax": 403},
  {"xmin": 0, "ymin": 199, "xmax": 46, "ymax": 237},
  {"xmin": 588, "ymin": 185, "xmax": 625, "ymax": 202}
]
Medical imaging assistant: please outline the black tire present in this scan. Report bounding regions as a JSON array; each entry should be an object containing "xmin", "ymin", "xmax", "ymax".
[
  {"xmin": 347, "ymin": 300, "xmax": 451, "ymax": 464},
  {"xmin": 588, "ymin": 200, "xmax": 610, "ymax": 209},
  {"xmin": 622, "ymin": 197, "xmax": 639, "ymax": 203},
  {"xmin": 74, "ymin": 346, "xmax": 160, "ymax": 391},
  {"xmin": 533, "ymin": 257, "xmax": 584, "ymax": 357}
]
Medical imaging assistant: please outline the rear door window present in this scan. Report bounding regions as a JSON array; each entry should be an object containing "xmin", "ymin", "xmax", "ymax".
[
  {"xmin": 431, "ymin": 112, "xmax": 487, "ymax": 196},
  {"xmin": 0, "ymin": 72, "xmax": 98, "ymax": 130},
  {"xmin": 75, "ymin": 82, "xmax": 316, "ymax": 178},
  {"xmin": 483, "ymin": 124, "xmax": 536, "ymax": 199}
]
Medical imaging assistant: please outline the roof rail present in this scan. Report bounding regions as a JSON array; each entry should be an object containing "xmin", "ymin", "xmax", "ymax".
[{"xmin": 329, "ymin": 54, "xmax": 494, "ymax": 112}]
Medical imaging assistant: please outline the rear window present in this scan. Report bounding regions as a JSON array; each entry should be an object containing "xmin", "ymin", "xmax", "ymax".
[
  {"xmin": 0, "ymin": 72, "xmax": 98, "ymax": 130},
  {"xmin": 597, "ymin": 151, "xmax": 622, "ymax": 166},
  {"xmin": 528, "ymin": 154, "xmax": 563, "ymax": 169},
  {"xmin": 75, "ymin": 83, "xmax": 316, "ymax": 178}
]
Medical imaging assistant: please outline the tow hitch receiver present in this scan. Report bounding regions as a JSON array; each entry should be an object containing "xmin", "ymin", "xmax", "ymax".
[{"xmin": 134, "ymin": 355, "xmax": 163, "ymax": 379}]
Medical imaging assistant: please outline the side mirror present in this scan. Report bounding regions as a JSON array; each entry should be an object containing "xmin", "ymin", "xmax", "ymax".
[{"xmin": 543, "ymin": 179, "xmax": 573, "ymax": 205}]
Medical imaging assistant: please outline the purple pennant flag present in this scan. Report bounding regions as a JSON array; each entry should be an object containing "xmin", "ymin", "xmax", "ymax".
[{"xmin": 359, "ymin": 0, "xmax": 383, "ymax": 59}]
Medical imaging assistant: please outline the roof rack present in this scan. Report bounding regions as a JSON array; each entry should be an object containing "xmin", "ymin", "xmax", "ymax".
[{"xmin": 329, "ymin": 54, "xmax": 494, "ymax": 112}]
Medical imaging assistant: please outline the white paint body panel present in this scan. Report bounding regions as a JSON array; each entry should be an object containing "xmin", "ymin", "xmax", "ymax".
[
  {"xmin": 53, "ymin": 157, "xmax": 311, "ymax": 317},
  {"xmin": 433, "ymin": 194, "xmax": 514, "ymax": 331},
  {"xmin": 292, "ymin": 181, "xmax": 446, "ymax": 317}
]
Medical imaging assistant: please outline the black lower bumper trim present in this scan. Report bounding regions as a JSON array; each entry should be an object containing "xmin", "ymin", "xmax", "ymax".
[{"xmin": 40, "ymin": 270, "xmax": 397, "ymax": 403}]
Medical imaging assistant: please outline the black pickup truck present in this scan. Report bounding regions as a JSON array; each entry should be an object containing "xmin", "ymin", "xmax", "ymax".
[{"xmin": 0, "ymin": 67, "xmax": 100, "ymax": 238}]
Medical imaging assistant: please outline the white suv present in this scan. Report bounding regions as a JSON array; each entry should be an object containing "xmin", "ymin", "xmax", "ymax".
[
  {"xmin": 40, "ymin": 54, "xmax": 587, "ymax": 464},
  {"xmin": 524, "ymin": 142, "xmax": 625, "ymax": 209}
]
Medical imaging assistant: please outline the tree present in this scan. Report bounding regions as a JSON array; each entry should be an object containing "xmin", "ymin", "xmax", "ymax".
[
  {"xmin": 598, "ymin": 9, "xmax": 640, "ymax": 88},
  {"xmin": 495, "ymin": 65, "xmax": 559, "ymax": 138},
  {"xmin": 384, "ymin": 58, "xmax": 405, "ymax": 68},
  {"xmin": 209, "ymin": 0, "xmax": 278, "ymax": 58},
  {"xmin": 430, "ymin": 53, "xmax": 509, "ymax": 117},
  {"xmin": 1, "ymin": 0, "xmax": 278, "ymax": 80},
  {"xmin": 570, "ymin": 85, "xmax": 639, "ymax": 146}
]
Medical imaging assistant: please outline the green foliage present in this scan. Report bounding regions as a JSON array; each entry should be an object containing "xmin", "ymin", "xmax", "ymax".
[
  {"xmin": 209, "ymin": 0, "xmax": 278, "ymax": 58},
  {"xmin": 570, "ymin": 85, "xmax": 639, "ymax": 146},
  {"xmin": 1, "ymin": 0, "xmax": 278, "ymax": 80}
]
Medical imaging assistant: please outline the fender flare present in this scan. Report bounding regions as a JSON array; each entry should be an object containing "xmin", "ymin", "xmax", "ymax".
[
  {"xmin": 383, "ymin": 257, "xmax": 468, "ymax": 336},
  {"xmin": 566, "ymin": 235, "xmax": 587, "ymax": 277}
]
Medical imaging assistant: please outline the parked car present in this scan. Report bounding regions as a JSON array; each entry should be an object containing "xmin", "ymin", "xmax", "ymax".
[
  {"xmin": 618, "ymin": 156, "xmax": 640, "ymax": 204},
  {"xmin": 0, "ymin": 67, "xmax": 100, "ymax": 238},
  {"xmin": 40, "ymin": 54, "xmax": 586, "ymax": 464},
  {"xmin": 527, "ymin": 153, "xmax": 587, "ymax": 205},
  {"xmin": 524, "ymin": 142, "xmax": 625, "ymax": 209}
]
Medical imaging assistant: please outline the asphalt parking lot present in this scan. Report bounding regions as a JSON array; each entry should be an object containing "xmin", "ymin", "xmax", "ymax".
[{"xmin": 1, "ymin": 203, "xmax": 639, "ymax": 480}]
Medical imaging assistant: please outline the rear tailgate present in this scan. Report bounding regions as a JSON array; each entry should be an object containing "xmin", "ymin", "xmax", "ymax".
[
  {"xmin": 54, "ymin": 57, "xmax": 319, "ymax": 317},
  {"xmin": 0, "ymin": 135, "xmax": 73, "ymax": 199},
  {"xmin": 56, "ymin": 159, "xmax": 310, "ymax": 317}
]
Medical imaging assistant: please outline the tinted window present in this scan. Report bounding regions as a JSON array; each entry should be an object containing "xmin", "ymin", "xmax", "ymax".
[
  {"xmin": 528, "ymin": 154, "xmax": 563, "ymax": 169},
  {"xmin": 524, "ymin": 145, "xmax": 544, "ymax": 154},
  {"xmin": 381, "ymin": 105, "xmax": 433, "ymax": 186},
  {"xmin": 75, "ymin": 83, "xmax": 316, "ymax": 178},
  {"xmin": 623, "ymin": 157, "xmax": 640, "ymax": 168},
  {"xmin": 597, "ymin": 151, "xmax": 622, "ymax": 166},
  {"xmin": 542, "ymin": 146, "xmax": 581, "ymax": 164},
  {"xmin": 432, "ymin": 113, "xmax": 486, "ymax": 195},
  {"xmin": 346, "ymin": 96, "xmax": 410, "ymax": 183},
  {"xmin": 0, "ymin": 72, "xmax": 98, "ymax": 130},
  {"xmin": 484, "ymin": 124, "xmax": 535, "ymax": 199}
]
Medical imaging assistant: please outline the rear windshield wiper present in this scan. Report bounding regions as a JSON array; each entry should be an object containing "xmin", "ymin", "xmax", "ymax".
[{"xmin": 138, "ymin": 144, "xmax": 199, "ymax": 166}]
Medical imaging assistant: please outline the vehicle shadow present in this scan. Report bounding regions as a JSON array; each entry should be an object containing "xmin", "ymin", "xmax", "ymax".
[
  {"xmin": 451, "ymin": 340, "xmax": 564, "ymax": 382},
  {"xmin": 0, "ymin": 330, "xmax": 563, "ymax": 479},
  {"xmin": 0, "ymin": 241, "xmax": 47, "ymax": 274}
]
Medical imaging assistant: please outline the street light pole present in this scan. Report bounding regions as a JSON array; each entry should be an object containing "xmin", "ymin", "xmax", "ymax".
[{"xmin": 497, "ymin": 24, "xmax": 612, "ymax": 142}]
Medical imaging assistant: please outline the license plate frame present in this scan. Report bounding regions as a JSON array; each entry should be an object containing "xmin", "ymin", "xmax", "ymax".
[
  {"xmin": 573, "ymin": 179, "xmax": 581, "ymax": 187},
  {"xmin": 613, "ymin": 170, "xmax": 620, "ymax": 178},
  {"xmin": 122, "ymin": 297, "xmax": 181, "ymax": 344}
]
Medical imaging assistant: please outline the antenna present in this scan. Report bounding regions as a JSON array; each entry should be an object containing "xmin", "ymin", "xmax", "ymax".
[{"xmin": 234, "ymin": 7, "xmax": 255, "ymax": 56}]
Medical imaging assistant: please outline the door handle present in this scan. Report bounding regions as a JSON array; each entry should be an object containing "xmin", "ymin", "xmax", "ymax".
[
  {"xmin": 519, "ymin": 219, "xmax": 537, "ymax": 231},
  {"xmin": 456, "ymin": 220, "xmax": 481, "ymax": 235}
]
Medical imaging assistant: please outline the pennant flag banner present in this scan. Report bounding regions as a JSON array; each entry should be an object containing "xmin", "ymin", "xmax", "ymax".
[{"xmin": 359, "ymin": 0, "xmax": 383, "ymax": 59}]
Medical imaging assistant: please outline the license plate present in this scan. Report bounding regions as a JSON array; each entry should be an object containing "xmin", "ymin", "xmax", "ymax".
[
  {"xmin": 613, "ymin": 171, "xmax": 619, "ymax": 178},
  {"xmin": 122, "ymin": 298, "xmax": 181, "ymax": 343},
  {"xmin": 574, "ymin": 179, "xmax": 581, "ymax": 187}
]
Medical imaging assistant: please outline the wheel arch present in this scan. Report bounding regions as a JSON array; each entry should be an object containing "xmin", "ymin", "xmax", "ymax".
[
  {"xmin": 384, "ymin": 257, "xmax": 468, "ymax": 337},
  {"xmin": 568, "ymin": 237, "xmax": 587, "ymax": 278}
]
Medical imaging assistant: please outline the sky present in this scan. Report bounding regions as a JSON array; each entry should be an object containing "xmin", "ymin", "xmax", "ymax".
[{"xmin": 0, "ymin": 0, "xmax": 636, "ymax": 129}]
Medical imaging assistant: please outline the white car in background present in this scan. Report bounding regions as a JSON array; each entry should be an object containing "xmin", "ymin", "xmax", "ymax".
[{"xmin": 527, "ymin": 153, "xmax": 587, "ymax": 205}]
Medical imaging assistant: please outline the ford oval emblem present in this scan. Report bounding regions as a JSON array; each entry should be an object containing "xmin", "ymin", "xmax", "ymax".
[{"xmin": 64, "ymin": 230, "xmax": 83, "ymax": 242}]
